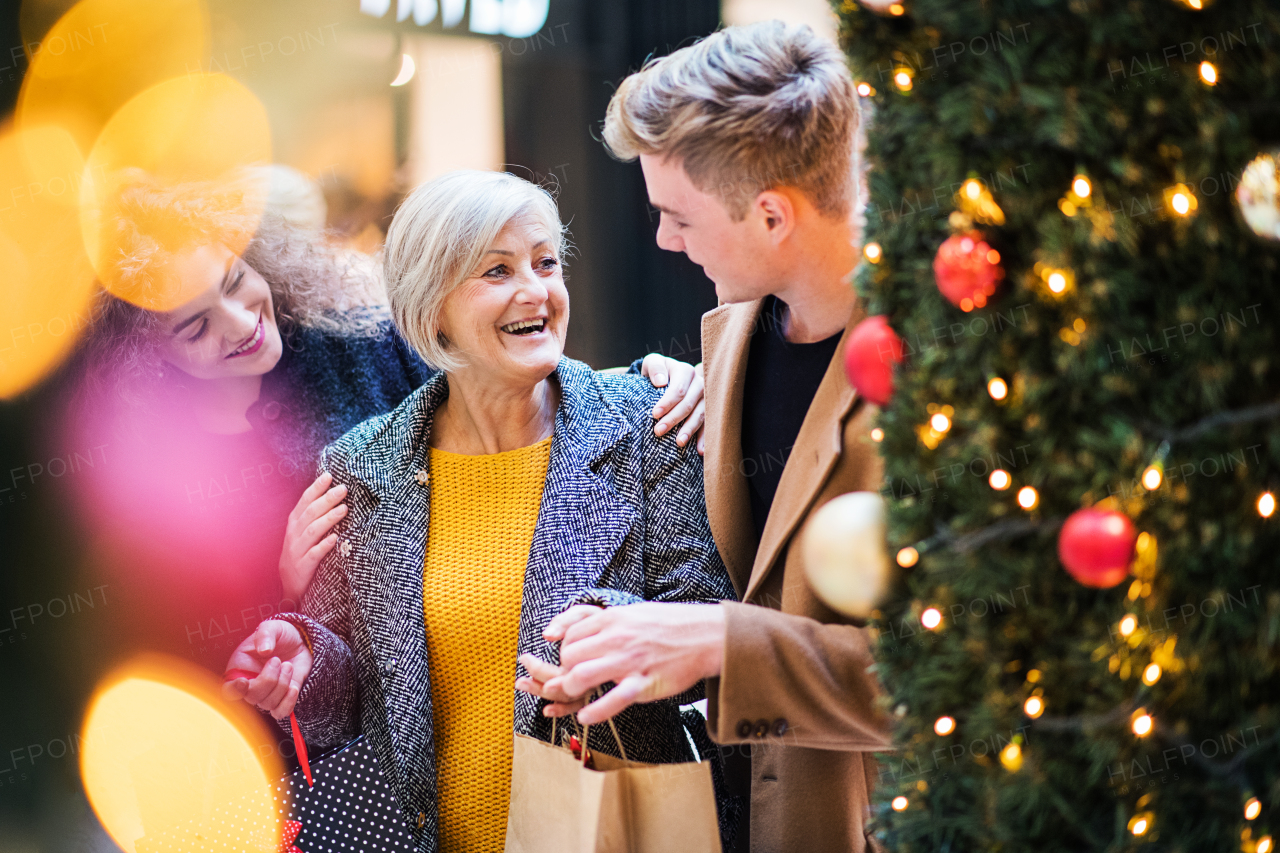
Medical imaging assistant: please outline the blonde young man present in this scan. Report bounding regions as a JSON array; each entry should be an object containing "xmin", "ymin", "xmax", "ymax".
[{"xmin": 515, "ymin": 21, "xmax": 891, "ymax": 853}]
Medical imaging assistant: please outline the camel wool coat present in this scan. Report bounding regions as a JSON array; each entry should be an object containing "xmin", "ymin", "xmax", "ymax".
[{"xmin": 701, "ymin": 299, "xmax": 894, "ymax": 853}]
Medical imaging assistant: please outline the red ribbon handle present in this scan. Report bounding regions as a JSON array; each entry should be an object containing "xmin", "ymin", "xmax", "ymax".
[{"xmin": 224, "ymin": 669, "xmax": 313, "ymax": 789}]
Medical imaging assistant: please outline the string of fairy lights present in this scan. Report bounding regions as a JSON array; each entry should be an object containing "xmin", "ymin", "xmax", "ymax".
[{"xmin": 848, "ymin": 0, "xmax": 1278, "ymax": 848}]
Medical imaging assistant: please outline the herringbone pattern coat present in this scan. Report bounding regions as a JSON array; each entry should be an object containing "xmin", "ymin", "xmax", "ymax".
[{"xmin": 281, "ymin": 357, "xmax": 735, "ymax": 851}]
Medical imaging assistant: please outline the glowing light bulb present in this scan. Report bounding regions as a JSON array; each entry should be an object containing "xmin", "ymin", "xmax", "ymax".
[
  {"xmin": 989, "ymin": 469, "xmax": 1011, "ymax": 490},
  {"xmin": 1017, "ymin": 486, "xmax": 1038, "ymax": 509},
  {"xmin": 930, "ymin": 413, "xmax": 951, "ymax": 432},
  {"xmin": 1246, "ymin": 797, "xmax": 1262, "ymax": 820},
  {"xmin": 894, "ymin": 70, "xmax": 913, "ymax": 90},
  {"xmin": 1023, "ymin": 696, "xmax": 1044, "ymax": 718},
  {"xmin": 1047, "ymin": 272, "xmax": 1067, "ymax": 293},
  {"xmin": 889, "ymin": 3, "xmax": 905, "ymax": 15},
  {"xmin": 892, "ymin": 795, "xmax": 909, "ymax": 811},
  {"xmin": 871, "ymin": 427, "xmax": 884, "ymax": 442},
  {"xmin": 1119, "ymin": 615, "xmax": 1137, "ymax": 637},
  {"xmin": 986, "ymin": 248, "xmax": 1000, "ymax": 264},
  {"xmin": 857, "ymin": 82, "xmax": 873, "ymax": 97},
  {"xmin": 1130, "ymin": 816, "xmax": 1149, "ymax": 836},
  {"xmin": 934, "ymin": 716, "xmax": 955, "ymax": 735},
  {"xmin": 864, "ymin": 242, "xmax": 882, "ymax": 263},
  {"xmin": 999, "ymin": 743, "xmax": 1022, "ymax": 771},
  {"xmin": 1142, "ymin": 663, "xmax": 1161, "ymax": 685},
  {"xmin": 921, "ymin": 607, "xmax": 942, "ymax": 629},
  {"xmin": 1172, "ymin": 192, "xmax": 1191, "ymax": 215},
  {"xmin": 1188, "ymin": 0, "xmax": 1202, "ymax": 7},
  {"xmin": 964, "ymin": 180, "xmax": 982, "ymax": 200},
  {"xmin": 1072, "ymin": 176, "xmax": 1091, "ymax": 198},
  {"xmin": 1142, "ymin": 466, "xmax": 1162, "ymax": 490},
  {"xmin": 1259, "ymin": 492, "xmax": 1276, "ymax": 518},
  {"xmin": 897, "ymin": 546, "xmax": 919, "ymax": 568},
  {"xmin": 987, "ymin": 377, "xmax": 1008, "ymax": 400},
  {"xmin": 1199, "ymin": 61, "xmax": 1217, "ymax": 85},
  {"xmin": 1132, "ymin": 713, "xmax": 1153, "ymax": 737},
  {"xmin": 1259, "ymin": 836, "xmax": 1274, "ymax": 853}
]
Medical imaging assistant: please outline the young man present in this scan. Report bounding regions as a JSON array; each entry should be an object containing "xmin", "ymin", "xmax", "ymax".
[{"xmin": 516, "ymin": 21, "xmax": 891, "ymax": 853}]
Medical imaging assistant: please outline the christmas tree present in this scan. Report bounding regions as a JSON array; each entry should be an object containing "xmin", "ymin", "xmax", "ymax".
[{"xmin": 836, "ymin": 1, "xmax": 1280, "ymax": 850}]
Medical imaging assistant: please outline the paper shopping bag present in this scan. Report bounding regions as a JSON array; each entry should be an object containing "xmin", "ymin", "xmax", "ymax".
[{"xmin": 504, "ymin": 729, "xmax": 721, "ymax": 853}]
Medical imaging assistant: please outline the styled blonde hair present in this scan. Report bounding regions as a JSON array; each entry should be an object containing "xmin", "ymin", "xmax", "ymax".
[
  {"xmin": 603, "ymin": 21, "xmax": 860, "ymax": 220},
  {"xmin": 383, "ymin": 170, "xmax": 566, "ymax": 370}
]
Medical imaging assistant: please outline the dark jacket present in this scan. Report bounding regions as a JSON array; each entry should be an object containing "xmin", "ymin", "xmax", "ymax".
[
  {"xmin": 281, "ymin": 357, "xmax": 736, "ymax": 851},
  {"xmin": 248, "ymin": 315, "xmax": 437, "ymax": 484}
]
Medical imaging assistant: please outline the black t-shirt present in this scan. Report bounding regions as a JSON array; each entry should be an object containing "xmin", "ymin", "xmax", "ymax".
[{"xmin": 740, "ymin": 296, "xmax": 842, "ymax": 539}]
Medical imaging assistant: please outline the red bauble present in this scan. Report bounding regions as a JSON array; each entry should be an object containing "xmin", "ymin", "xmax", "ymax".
[
  {"xmin": 844, "ymin": 315, "xmax": 903, "ymax": 406},
  {"xmin": 933, "ymin": 231, "xmax": 1004, "ymax": 311},
  {"xmin": 1057, "ymin": 508, "xmax": 1137, "ymax": 588}
]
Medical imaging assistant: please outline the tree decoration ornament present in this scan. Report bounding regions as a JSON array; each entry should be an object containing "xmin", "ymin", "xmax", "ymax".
[
  {"xmin": 801, "ymin": 492, "xmax": 891, "ymax": 618},
  {"xmin": 844, "ymin": 315, "xmax": 903, "ymax": 406},
  {"xmin": 932, "ymin": 232, "xmax": 1003, "ymax": 311},
  {"xmin": 1057, "ymin": 508, "xmax": 1137, "ymax": 588},
  {"xmin": 1237, "ymin": 151, "xmax": 1280, "ymax": 241}
]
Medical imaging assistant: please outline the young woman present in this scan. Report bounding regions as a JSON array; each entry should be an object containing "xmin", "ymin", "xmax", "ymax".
[{"xmin": 68, "ymin": 171, "xmax": 707, "ymax": 675}]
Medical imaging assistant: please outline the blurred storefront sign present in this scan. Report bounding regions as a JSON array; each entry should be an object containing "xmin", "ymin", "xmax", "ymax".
[{"xmin": 358, "ymin": 0, "xmax": 550, "ymax": 38}]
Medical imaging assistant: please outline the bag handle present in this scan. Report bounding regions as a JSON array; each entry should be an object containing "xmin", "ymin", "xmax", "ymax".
[
  {"xmin": 225, "ymin": 668, "xmax": 314, "ymax": 788},
  {"xmin": 549, "ymin": 692, "xmax": 628, "ymax": 763}
]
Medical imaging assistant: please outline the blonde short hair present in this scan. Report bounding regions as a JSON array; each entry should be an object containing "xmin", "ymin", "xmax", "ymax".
[
  {"xmin": 603, "ymin": 21, "xmax": 860, "ymax": 220},
  {"xmin": 384, "ymin": 170, "xmax": 565, "ymax": 370}
]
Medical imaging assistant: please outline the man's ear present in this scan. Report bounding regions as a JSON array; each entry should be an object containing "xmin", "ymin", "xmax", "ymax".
[{"xmin": 754, "ymin": 190, "xmax": 796, "ymax": 243}]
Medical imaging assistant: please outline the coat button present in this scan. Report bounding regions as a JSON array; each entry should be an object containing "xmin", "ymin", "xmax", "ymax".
[
  {"xmin": 753, "ymin": 720, "xmax": 770, "ymax": 739},
  {"xmin": 772, "ymin": 718, "xmax": 789, "ymax": 737},
  {"xmin": 339, "ymin": 540, "xmax": 352, "ymax": 557},
  {"xmin": 736, "ymin": 720, "xmax": 753, "ymax": 739},
  {"xmin": 414, "ymin": 468, "xmax": 429, "ymax": 485},
  {"xmin": 383, "ymin": 658, "xmax": 397, "ymax": 676},
  {"xmin": 262, "ymin": 401, "xmax": 282, "ymax": 420},
  {"xmin": 416, "ymin": 811, "xmax": 425, "ymax": 829}
]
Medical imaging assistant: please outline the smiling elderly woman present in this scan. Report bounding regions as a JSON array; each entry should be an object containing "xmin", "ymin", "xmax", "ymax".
[{"xmin": 223, "ymin": 170, "xmax": 736, "ymax": 851}]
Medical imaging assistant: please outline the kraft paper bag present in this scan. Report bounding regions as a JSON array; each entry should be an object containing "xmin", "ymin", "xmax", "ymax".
[{"xmin": 504, "ymin": 728, "xmax": 721, "ymax": 853}]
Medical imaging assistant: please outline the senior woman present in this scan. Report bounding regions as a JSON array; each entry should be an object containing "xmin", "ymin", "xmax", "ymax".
[{"xmin": 223, "ymin": 170, "xmax": 736, "ymax": 851}]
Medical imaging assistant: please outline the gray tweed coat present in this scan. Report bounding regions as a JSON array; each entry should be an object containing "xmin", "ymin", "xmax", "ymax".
[{"xmin": 280, "ymin": 356, "xmax": 735, "ymax": 851}]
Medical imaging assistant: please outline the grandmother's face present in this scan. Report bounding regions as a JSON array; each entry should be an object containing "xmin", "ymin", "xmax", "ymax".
[{"xmin": 439, "ymin": 212, "xmax": 568, "ymax": 384}]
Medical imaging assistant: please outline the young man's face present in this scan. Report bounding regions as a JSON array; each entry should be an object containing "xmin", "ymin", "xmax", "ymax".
[{"xmin": 640, "ymin": 154, "xmax": 778, "ymax": 305}]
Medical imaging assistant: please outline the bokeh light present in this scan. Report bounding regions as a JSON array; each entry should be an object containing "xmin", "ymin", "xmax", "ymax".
[
  {"xmin": 921, "ymin": 607, "xmax": 942, "ymax": 629},
  {"xmin": 81, "ymin": 73, "xmax": 272, "ymax": 310},
  {"xmin": 17, "ymin": 0, "xmax": 210, "ymax": 157},
  {"xmin": 989, "ymin": 469, "xmax": 1011, "ymax": 490},
  {"xmin": 0, "ymin": 126, "xmax": 98, "ymax": 398},
  {"xmin": 987, "ymin": 377, "xmax": 1008, "ymax": 400},
  {"xmin": 933, "ymin": 715, "xmax": 955, "ymax": 735},
  {"xmin": 80, "ymin": 655, "xmax": 282, "ymax": 852}
]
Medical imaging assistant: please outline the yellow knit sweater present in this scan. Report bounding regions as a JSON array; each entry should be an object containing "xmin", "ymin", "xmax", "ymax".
[{"xmin": 423, "ymin": 436, "xmax": 552, "ymax": 852}]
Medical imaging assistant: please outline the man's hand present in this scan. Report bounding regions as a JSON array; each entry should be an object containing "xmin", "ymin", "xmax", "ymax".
[
  {"xmin": 515, "ymin": 603, "xmax": 726, "ymax": 725},
  {"xmin": 640, "ymin": 354, "xmax": 707, "ymax": 454}
]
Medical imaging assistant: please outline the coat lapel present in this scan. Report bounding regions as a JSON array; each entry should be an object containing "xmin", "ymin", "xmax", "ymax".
[
  {"xmin": 701, "ymin": 301, "xmax": 764, "ymax": 598},
  {"xmin": 744, "ymin": 303, "xmax": 867, "ymax": 602},
  {"xmin": 513, "ymin": 359, "xmax": 641, "ymax": 733}
]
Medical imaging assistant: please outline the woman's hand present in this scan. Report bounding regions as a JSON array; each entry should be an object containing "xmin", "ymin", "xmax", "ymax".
[
  {"xmin": 640, "ymin": 354, "xmax": 706, "ymax": 454},
  {"xmin": 222, "ymin": 619, "xmax": 313, "ymax": 719},
  {"xmin": 279, "ymin": 472, "xmax": 348, "ymax": 604}
]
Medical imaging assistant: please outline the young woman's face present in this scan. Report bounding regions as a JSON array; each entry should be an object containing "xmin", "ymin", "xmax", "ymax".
[
  {"xmin": 439, "ymin": 212, "xmax": 569, "ymax": 386},
  {"xmin": 156, "ymin": 244, "xmax": 284, "ymax": 381}
]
